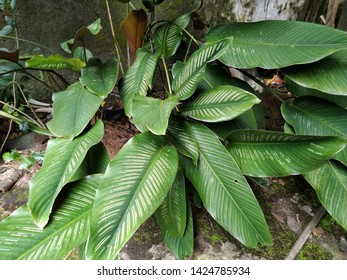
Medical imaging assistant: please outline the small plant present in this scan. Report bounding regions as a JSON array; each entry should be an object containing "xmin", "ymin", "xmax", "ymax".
[
  {"xmin": 0, "ymin": 1, "xmax": 346, "ymax": 259},
  {"xmin": 2, "ymin": 149, "xmax": 44, "ymax": 169}
]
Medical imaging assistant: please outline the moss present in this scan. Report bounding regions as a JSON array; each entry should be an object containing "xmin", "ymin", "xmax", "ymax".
[
  {"xmin": 194, "ymin": 208, "xmax": 229, "ymax": 245},
  {"xmin": 319, "ymin": 214, "xmax": 346, "ymax": 239},
  {"xmin": 297, "ymin": 242, "xmax": 332, "ymax": 260}
]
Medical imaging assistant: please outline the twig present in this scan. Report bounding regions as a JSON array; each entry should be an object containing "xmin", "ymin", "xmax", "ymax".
[{"xmin": 285, "ymin": 205, "xmax": 326, "ymax": 260}]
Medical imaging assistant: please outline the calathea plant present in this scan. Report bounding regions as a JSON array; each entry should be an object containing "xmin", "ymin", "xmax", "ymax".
[{"xmin": 0, "ymin": 6, "xmax": 346, "ymax": 259}]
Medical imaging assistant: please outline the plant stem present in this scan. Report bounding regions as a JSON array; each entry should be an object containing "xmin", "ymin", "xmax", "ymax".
[
  {"xmin": 105, "ymin": 0, "xmax": 125, "ymax": 75},
  {"xmin": 0, "ymin": 35, "xmax": 57, "ymax": 53},
  {"xmin": 237, "ymin": 68, "xmax": 285, "ymax": 103},
  {"xmin": 161, "ymin": 55, "xmax": 172, "ymax": 95}
]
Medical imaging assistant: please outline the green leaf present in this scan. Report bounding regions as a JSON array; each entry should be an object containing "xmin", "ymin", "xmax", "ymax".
[
  {"xmin": 73, "ymin": 46, "xmax": 94, "ymax": 62},
  {"xmin": 285, "ymin": 77, "xmax": 347, "ymax": 108},
  {"xmin": 284, "ymin": 50, "xmax": 347, "ymax": 95},
  {"xmin": 304, "ymin": 161, "xmax": 347, "ymax": 230},
  {"xmin": 120, "ymin": 48, "xmax": 160, "ymax": 117},
  {"xmin": 69, "ymin": 142, "xmax": 110, "ymax": 182},
  {"xmin": 80, "ymin": 57, "xmax": 119, "ymax": 98},
  {"xmin": 153, "ymin": 13, "xmax": 191, "ymax": 58},
  {"xmin": 167, "ymin": 117, "xmax": 199, "ymax": 165},
  {"xmin": 172, "ymin": 40, "xmax": 227, "ymax": 100},
  {"xmin": 181, "ymin": 122, "xmax": 272, "ymax": 248},
  {"xmin": 19, "ymin": 156, "xmax": 36, "ymax": 169},
  {"xmin": 155, "ymin": 169, "xmax": 187, "ymax": 237},
  {"xmin": 226, "ymin": 130, "xmax": 347, "ymax": 177},
  {"xmin": 206, "ymin": 21, "xmax": 347, "ymax": 69},
  {"xmin": 47, "ymin": 82, "xmax": 103, "ymax": 140},
  {"xmin": 85, "ymin": 132, "xmax": 178, "ymax": 259},
  {"xmin": 131, "ymin": 95, "xmax": 179, "ymax": 135},
  {"xmin": 61, "ymin": 18, "xmax": 102, "ymax": 53},
  {"xmin": 25, "ymin": 54, "xmax": 85, "ymax": 71},
  {"xmin": 0, "ymin": 175, "xmax": 101, "ymax": 259},
  {"xmin": 160, "ymin": 202, "xmax": 194, "ymax": 260},
  {"xmin": 2, "ymin": 149, "xmax": 20, "ymax": 162},
  {"xmin": 281, "ymin": 97, "xmax": 347, "ymax": 166},
  {"xmin": 179, "ymin": 85, "xmax": 260, "ymax": 122},
  {"xmin": 28, "ymin": 120, "xmax": 104, "ymax": 229}
]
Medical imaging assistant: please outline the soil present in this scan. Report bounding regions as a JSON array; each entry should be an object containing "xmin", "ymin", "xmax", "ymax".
[{"xmin": 0, "ymin": 91, "xmax": 346, "ymax": 260}]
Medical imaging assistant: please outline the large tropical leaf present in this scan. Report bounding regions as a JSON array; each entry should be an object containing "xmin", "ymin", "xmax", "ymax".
[
  {"xmin": 25, "ymin": 54, "xmax": 85, "ymax": 71},
  {"xmin": 28, "ymin": 120, "xmax": 104, "ymax": 229},
  {"xmin": 131, "ymin": 95, "xmax": 179, "ymax": 135},
  {"xmin": 80, "ymin": 57, "xmax": 119, "ymax": 98},
  {"xmin": 226, "ymin": 130, "xmax": 347, "ymax": 177},
  {"xmin": 85, "ymin": 132, "xmax": 178, "ymax": 259},
  {"xmin": 181, "ymin": 122, "xmax": 272, "ymax": 248},
  {"xmin": 206, "ymin": 20, "xmax": 347, "ymax": 69},
  {"xmin": 167, "ymin": 117, "xmax": 199, "ymax": 165},
  {"xmin": 284, "ymin": 49, "xmax": 347, "ymax": 95},
  {"xmin": 120, "ymin": 48, "xmax": 160, "ymax": 117},
  {"xmin": 281, "ymin": 97, "xmax": 347, "ymax": 166},
  {"xmin": 304, "ymin": 161, "xmax": 347, "ymax": 230},
  {"xmin": 285, "ymin": 77, "xmax": 347, "ymax": 108},
  {"xmin": 179, "ymin": 85, "xmax": 260, "ymax": 122},
  {"xmin": 69, "ymin": 142, "xmax": 110, "ymax": 182},
  {"xmin": 0, "ymin": 175, "xmax": 101, "ymax": 260},
  {"xmin": 47, "ymin": 82, "xmax": 103, "ymax": 140},
  {"xmin": 153, "ymin": 12, "xmax": 191, "ymax": 58},
  {"xmin": 155, "ymin": 169, "xmax": 187, "ymax": 237},
  {"xmin": 159, "ymin": 202, "xmax": 194, "ymax": 260},
  {"xmin": 172, "ymin": 40, "xmax": 227, "ymax": 100},
  {"xmin": 121, "ymin": 9, "xmax": 147, "ymax": 61}
]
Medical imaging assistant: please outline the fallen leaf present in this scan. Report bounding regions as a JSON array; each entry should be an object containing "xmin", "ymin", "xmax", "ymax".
[{"xmin": 312, "ymin": 227, "xmax": 325, "ymax": 238}]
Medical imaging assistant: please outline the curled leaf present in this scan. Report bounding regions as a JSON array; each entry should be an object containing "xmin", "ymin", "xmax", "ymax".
[{"xmin": 121, "ymin": 9, "xmax": 147, "ymax": 61}]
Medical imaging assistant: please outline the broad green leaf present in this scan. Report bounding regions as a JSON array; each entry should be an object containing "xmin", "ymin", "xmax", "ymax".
[
  {"xmin": 120, "ymin": 48, "xmax": 160, "ymax": 117},
  {"xmin": 206, "ymin": 21, "xmax": 347, "ymax": 69},
  {"xmin": 281, "ymin": 97, "xmax": 347, "ymax": 166},
  {"xmin": 155, "ymin": 169, "xmax": 187, "ymax": 237},
  {"xmin": 28, "ymin": 121, "xmax": 104, "ymax": 229},
  {"xmin": 181, "ymin": 122, "xmax": 272, "ymax": 248},
  {"xmin": 153, "ymin": 13, "xmax": 191, "ymax": 58},
  {"xmin": 284, "ymin": 50, "xmax": 347, "ymax": 95},
  {"xmin": 25, "ymin": 54, "xmax": 85, "ymax": 71},
  {"xmin": 47, "ymin": 82, "xmax": 103, "ymax": 140},
  {"xmin": 80, "ymin": 57, "xmax": 119, "ymax": 98},
  {"xmin": 73, "ymin": 46, "xmax": 94, "ymax": 62},
  {"xmin": 198, "ymin": 64, "xmax": 263, "ymax": 132},
  {"xmin": 131, "ymin": 95, "xmax": 179, "ymax": 135},
  {"xmin": 226, "ymin": 130, "xmax": 347, "ymax": 177},
  {"xmin": 160, "ymin": 202, "xmax": 194, "ymax": 260},
  {"xmin": 167, "ymin": 117, "xmax": 199, "ymax": 165},
  {"xmin": 172, "ymin": 40, "xmax": 228, "ymax": 100},
  {"xmin": 304, "ymin": 161, "xmax": 347, "ymax": 230},
  {"xmin": 61, "ymin": 18, "xmax": 102, "ymax": 53},
  {"xmin": 285, "ymin": 77, "xmax": 347, "ymax": 108},
  {"xmin": 179, "ymin": 85, "xmax": 260, "ymax": 122},
  {"xmin": 85, "ymin": 132, "xmax": 178, "ymax": 259},
  {"xmin": 120, "ymin": 9, "xmax": 147, "ymax": 60},
  {"xmin": 198, "ymin": 64, "xmax": 256, "ymax": 92},
  {"xmin": 69, "ymin": 142, "xmax": 110, "ymax": 182},
  {"xmin": 0, "ymin": 175, "xmax": 101, "ymax": 260}
]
